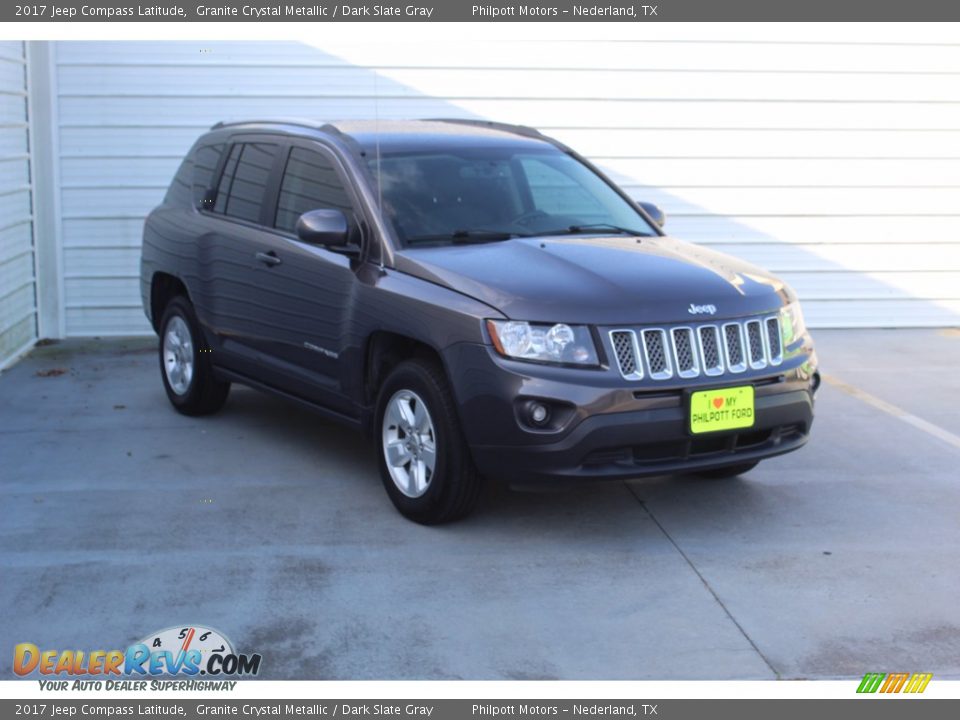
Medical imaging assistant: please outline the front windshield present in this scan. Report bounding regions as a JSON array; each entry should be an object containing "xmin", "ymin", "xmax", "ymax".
[{"xmin": 366, "ymin": 145, "xmax": 656, "ymax": 246}]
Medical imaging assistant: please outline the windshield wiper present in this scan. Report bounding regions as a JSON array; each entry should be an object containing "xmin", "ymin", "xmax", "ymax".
[
  {"xmin": 537, "ymin": 223, "xmax": 653, "ymax": 238},
  {"xmin": 406, "ymin": 229, "xmax": 528, "ymax": 246}
]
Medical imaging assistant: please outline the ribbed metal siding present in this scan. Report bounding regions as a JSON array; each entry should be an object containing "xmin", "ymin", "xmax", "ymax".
[
  {"xmin": 52, "ymin": 32, "xmax": 960, "ymax": 335},
  {"xmin": 0, "ymin": 41, "xmax": 36, "ymax": 367}
]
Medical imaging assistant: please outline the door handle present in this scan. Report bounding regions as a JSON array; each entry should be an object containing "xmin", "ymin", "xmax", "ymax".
[{"xmin": 255, "ymin": 251, "xmax": 281, "ymax": 267}]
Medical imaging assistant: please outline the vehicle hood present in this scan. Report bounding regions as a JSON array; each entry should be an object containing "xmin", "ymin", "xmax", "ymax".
[{"xmin": 394, "ymin": 235, "xmax": 793, "ymax": 325}]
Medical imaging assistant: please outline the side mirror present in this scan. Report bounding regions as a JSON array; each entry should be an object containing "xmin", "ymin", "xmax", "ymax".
[
  {"xmin": 296, "ymin": 209, "xmax": 356, "ymax": 251},
  {"xmin": 638, "ymin": 201, "xmax": 666, "ymax": 228}
]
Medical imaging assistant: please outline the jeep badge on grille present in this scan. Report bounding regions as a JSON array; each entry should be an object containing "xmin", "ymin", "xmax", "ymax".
[{"xmin": 688, "ymin": 303, "xmax": 717, "ymax": 315}]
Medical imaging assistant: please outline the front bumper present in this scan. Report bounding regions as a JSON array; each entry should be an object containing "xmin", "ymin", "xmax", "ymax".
[
  {"xmin": 444, "ymin": 342, "xmax": 817, "ymax": 485},
  {"xmin": 471, "ymin": 388, "xmax": 812, "ymax": 484}
]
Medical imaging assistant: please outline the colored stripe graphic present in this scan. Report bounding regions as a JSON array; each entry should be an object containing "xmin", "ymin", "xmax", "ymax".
[
  {"xmin": 881, "ymin": 673, "xmax": 909, "ymax": 693},
  {"xmin": 857, "ymin": 673, "xmax": 885, "ymax": 693},
  {"xmin": 904, "ymin": 673, "xmax": 933, "ymax": 694},
  {"xmin": 857, "ymin": 672, "xmax": 932, "ymax": 693}
]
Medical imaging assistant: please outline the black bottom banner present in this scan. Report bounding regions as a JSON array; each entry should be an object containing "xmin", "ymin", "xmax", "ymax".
[{"xmin": 3, "ymin": 699, "xmax": 957, "ymax": 720}]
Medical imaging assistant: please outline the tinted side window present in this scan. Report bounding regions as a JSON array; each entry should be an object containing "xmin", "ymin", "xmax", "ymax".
[
  {"xmin": 192, "ymin": 143, "xmax": 225, "ymax": 209},
  {"xmin": 213, "ymin": 144, "xmax": 242, "ymax": 214},
  {"xmin": 213, "ymin": 142, "xmax": 280, "ymax": 223},
  {"xmin": 275, "ymin": 147, "xmax": 353, "ymax": 233}
]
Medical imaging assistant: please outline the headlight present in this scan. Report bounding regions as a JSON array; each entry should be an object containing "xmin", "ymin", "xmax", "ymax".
[
  {"xmin": 779, "ymin": 301, "xmax": 807, "ymax": 345},
  {"xmin": 486, "ymin": 320, "xmax": 599, "ymax": 366}
]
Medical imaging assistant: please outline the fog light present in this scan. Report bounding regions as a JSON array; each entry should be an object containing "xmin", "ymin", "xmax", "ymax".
[{"xmin": 529, "ymin": 402, "xmax": 549, "ymax": 425}]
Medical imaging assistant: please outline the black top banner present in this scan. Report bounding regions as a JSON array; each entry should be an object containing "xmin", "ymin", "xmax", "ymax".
[{"xmin": 7, "ymin": 0, "xmax": 960, "ymax": 22}]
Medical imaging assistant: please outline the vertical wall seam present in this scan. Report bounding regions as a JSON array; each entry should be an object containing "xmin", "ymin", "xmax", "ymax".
[
  {"xmin": 21, "ymin": 41, "xmax": 39, "ymax": 346},
  {"xmin": 26, "ymin": 40, "xmax": 65, "ymax": 339}
]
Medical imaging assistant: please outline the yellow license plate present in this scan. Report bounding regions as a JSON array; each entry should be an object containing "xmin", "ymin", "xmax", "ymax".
[{"xmin": 689, "ymin": 386, "xmax": 755, "ymax": 434}]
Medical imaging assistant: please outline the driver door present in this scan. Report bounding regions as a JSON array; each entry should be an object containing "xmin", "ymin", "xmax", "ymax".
[{"xmin": 244, "ymin": 141, "xmax": 364, "ymax": 413}]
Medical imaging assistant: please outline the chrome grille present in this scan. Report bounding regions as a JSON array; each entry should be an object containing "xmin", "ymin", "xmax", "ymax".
[
  {"xmin": 610, "ymin": 330, "xmax": 643, "ymax": 380},
  {"xmin": 766, "ymin": 317, "xmax": 783, "ymax": 364},
  {"xmin": 723, "ymin": 322, "xmax": 746, "ymax": 373},
  {"xmin": 610, "ymin": 315, "xmax": 783, "ymax": 381},
  {"xmin": 698, "ymin": 325, "xmax": 723, "ymax": 376},
  {"xmin": 671, "ymin": 327, "xmax": 699, "ymax": 378},
  {"xmin": 745, "ymin": 319, "xmax": 766, "ymax": 369},
  {"xmin": 642, "ymin": 329, "xmax": 672, "ymax": 379}
]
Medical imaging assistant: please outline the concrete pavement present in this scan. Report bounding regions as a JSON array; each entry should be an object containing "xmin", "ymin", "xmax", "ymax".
[{"xmin": 1, "ymin": 330, "xmax": 958, "ymax": 680}]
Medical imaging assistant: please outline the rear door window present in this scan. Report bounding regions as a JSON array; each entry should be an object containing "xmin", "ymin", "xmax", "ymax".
[
  {"xmin": 213, "ymin": 144, "xmax": 242, "ymax": 214},
  {"xmin": 213, "ymin": 142, "xmax": 280, "ymax": 223}
]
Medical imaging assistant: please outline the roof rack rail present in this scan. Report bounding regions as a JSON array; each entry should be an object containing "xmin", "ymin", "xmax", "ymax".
[
  {"xmin": 209, "ymin": 118, "xmax": 325, "ymax": 132},
  {"xmin": 318, "ymin": 123, "xmax": 350, "ymax": 139},
  {"xmin": 426, "ymin": 118, "xmax": 545, "ymax": 140}
]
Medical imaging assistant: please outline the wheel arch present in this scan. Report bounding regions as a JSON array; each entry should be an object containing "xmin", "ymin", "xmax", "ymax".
[
  {"xmin": 149, "ymin": 272, "xmax": 190, "ymax": 333},
  {"xmin": 362, "ymin": 331, "xmax": 449, "ymax": 436}
]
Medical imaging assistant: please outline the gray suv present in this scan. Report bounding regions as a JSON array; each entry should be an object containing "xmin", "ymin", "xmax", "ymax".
[{"xmin": 141, "ymin": 119, "xmax": 818, "ymax": 523}]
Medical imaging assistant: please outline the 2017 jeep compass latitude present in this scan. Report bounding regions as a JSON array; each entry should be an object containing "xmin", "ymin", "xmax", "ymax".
[{"xmin": 140, "ymin": 119, "xmax": 819, "ymax": 524}]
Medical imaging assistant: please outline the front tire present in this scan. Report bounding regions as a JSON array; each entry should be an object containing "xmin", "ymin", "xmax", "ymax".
[
  {"xmin": 158, "ymin": 296, "xmax": 230, "ymax": 416},
  {"xmin": 376, "ymin": 359, "xmax": 482, "ymax": 524}
]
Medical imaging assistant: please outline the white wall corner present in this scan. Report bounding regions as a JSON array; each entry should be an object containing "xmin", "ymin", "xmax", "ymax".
[{"xmin": 26, "ymin": 40, "xmax": 65, "ymax": 340}]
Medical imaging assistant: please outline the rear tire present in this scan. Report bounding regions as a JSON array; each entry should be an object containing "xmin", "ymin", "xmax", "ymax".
[
  {"xmin": 696, "ymin": 461, "xmax": 759, "ymax": 479},
  {"xmin": 158, "ymin": 296, "xmax": 230, "ymax": 416},
  {"xmin": 375, "ymin": 359, "xmax": 482, "ymax": 524}
]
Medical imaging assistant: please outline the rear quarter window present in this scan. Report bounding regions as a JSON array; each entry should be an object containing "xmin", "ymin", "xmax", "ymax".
[
  {"xmin": 164, "ymin": 141, "xmax": 226, "ymax": 208},
  {"xmin": 192, "ymin": 143, "xmax": 225, "ymax": 208}
]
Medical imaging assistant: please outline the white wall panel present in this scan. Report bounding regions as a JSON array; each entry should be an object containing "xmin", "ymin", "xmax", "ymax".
[
  {"xmin": 53, "ymin": 33, "xmax": 960, "ymax": 333},
  {"xmin": 56, "ymin": 65, "xmax": 960, "ymax": 102},
  {"xmin": 0, "ymin": 41, "xmax": 36, "ymax": 367},
  {"xmin": 57, "ymin": 96, "xmax": 960, "ymax": 131},
  {"xmin": 52, "ymin": 38, "xmax": 960, "ymax": 73}
]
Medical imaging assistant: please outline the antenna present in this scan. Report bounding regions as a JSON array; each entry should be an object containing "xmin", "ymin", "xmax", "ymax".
[{"xmin": 373, "ymin": 73, "xmax": 384, "ymax": 269}]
